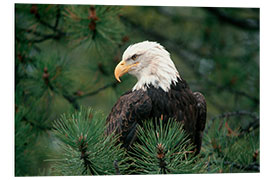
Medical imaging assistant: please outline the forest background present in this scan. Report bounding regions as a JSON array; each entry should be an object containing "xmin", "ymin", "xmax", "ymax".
[{"xmin": 14, "ymin": 3, "xmax": 259, "ymax": 176}]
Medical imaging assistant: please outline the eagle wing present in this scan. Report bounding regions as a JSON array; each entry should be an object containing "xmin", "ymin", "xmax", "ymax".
[
  {"xmin": 106, "ymin": 90, "xmax": 152, "ymax": 148},
  {"xmin": 193, "ymin": 92, "xmax": 207, "ymax": 154}
]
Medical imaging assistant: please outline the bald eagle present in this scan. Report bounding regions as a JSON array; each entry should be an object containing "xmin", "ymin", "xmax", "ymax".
[{"xmin": 106, "ymin": 41, "xmax": 206, "ymax": 154}]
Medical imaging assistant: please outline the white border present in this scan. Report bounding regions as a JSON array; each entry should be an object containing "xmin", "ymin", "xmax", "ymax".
[
  {"xmin": 12, "ymin": 0, "xmax": 262, "ymax": 7},
  {"xmin": 1, "ymin": 0, "xmax": 269, "ymax": 180}
]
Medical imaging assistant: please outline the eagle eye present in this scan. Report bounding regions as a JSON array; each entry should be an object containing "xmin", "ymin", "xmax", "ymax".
[{"xmin": 131, "ymin": 54, "xmax": 138, "ymax": 61}]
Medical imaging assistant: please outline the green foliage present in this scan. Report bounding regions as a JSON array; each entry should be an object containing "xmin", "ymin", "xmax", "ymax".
[
  {"xmin": 129, "ymin": 119, "xmax": 206, "ymax": 174},
  {"xmin": 201, "ymin": 116, "xmax": 259, "ymax": 173},
  {"xmin": 15, "ymin": 107, "xmax": 34, "ymax": 176},
  {"xmin": 20, "ymin": 52, "xmax": 72, "ymax": 97},
  {"xmin": 50, "ymin": 107, "xmax": 130, "ymax": 175},
  {"xmin": 15, "ymin": 4, "xmax": 259, "ymax": 176},
  {"xmin": 49, "ymin": 110, "xmax": 208, "ymax": 175},
  {"xmin": 63, "ymin": 5, "xmax": 124, "ymax": 55}
]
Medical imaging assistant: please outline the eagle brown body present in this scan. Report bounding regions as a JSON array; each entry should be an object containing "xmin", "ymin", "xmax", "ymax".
[
  {"xmin": 106, "ymin": 78, "xmax": 206, "ymax": 154},
  {"xmin": 106, "ymin": 41, "xmax": 207, "ymax": 154}
]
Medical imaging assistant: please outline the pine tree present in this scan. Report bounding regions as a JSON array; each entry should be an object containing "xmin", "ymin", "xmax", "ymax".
[
  {"xmin": 15, "ymin": 4, "xmax": 259, "ymax": 176},
  {"xmin": 49, "ymin": 107, "xmax": 130, "ymax": 175},
  {"xmin": 128, "ymin": 119, "xmax": 206, "ymax": 174},
  {"xmin": 201, "ymin": 112, "xmax": 259, "ymax": 173},
  {"xmin": 49, "ymin": 109, "xmax": 206, "ymax": 175},
  {"xmin": 15, "ymin": 4, "xmax": 127, "ymax": 175}
]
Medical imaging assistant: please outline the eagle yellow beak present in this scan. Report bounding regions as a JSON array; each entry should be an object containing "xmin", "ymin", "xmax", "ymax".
[{"xmin": 114, "ymin": 60, "xmax": 139, "ymax": 82}]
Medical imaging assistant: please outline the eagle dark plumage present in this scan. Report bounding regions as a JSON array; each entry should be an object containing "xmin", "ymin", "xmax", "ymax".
[{"xmin": 106, "ymin": 41, "xmax": 207, "ymax": 154}]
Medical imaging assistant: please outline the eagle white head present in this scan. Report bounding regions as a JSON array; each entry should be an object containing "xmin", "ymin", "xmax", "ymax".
[{"xmin": 114, "ymin": 41, "xmax": 180, "ymax": 92}]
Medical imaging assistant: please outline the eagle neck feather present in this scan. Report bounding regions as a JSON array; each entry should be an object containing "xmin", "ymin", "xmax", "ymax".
[{"xmin": 132, "ymin": 58, "xmax": 180, "ymax": 92}]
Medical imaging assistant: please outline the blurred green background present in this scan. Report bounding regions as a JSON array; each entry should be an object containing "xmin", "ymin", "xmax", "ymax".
[{"xmin": 15, "ymin": 4, "xmax": 259, "ymax": 175}]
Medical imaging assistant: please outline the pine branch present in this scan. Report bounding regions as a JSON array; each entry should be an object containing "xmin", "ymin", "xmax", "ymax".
[
  {"xmin": 207, "ymin": 161, "xmax": 259, "ymax": 172},
  {"xmin": 223, "ymin": 161, "xmax": 259, "ymax": 172},
  {"xmin": 205, "ymin": 110, "xmax": 259, "ymax": 134},
  {"xmin": 79, "ymin": 138, "xmax": 96, "ymax": 175},
  {"xmin": 54, "ymin": 5, "xmax": 61, "ymax": 29},
  {"xmin": 156, "ymin": 143, "xmax": 169, "ymax": 174},
  {"xmin": 33, "ymin": 10, "xmax": 64, "ymax": 35},
  {"xmin": 210, "ymin": 110, "xmax": 259, "ymax": 122},
  {"xmin": 28, "ymin": 34, "xmax": 62, "ymax": 43},
  {"xmin": 18, "ymin": 28, "xmax": 53, "ymax": 37},
  {"xmin": 239, "ymin": 119, "xmax": 259, "ymax": 134},
  {"xmin": 129, "ymin": 118, "xmax": 205, "ymax": 174},
  {"xmin": 113, "ymin": 160, "xmax": 120, "ymax": 175},
  {"xmin": 203, "ymin": 8, "xmax": 259, "ymax": 31},
  {"xmin": 40, "ymin": 66, "xmax": 80, "ymax": 110},
  {"xmin": 19, "ymin": 5, "xmax": 66, "ymax": 44},
  {"xmin": 17, "ymin": 103, "xmax": 55, "ymax": 132},
  {"xmin": 15, "ymin": 108, "xmax": 36, "ymax": 176},
  {"xmin": 234, "ymin": 90, "xmax": 259, "ymax": 105},
  {"xmin": 202, "ymin": 112, "xmax": 260, "ymax": 173},
  {"xmin": 21, "ymin": 115, "xmax": 55, "ymax": 131},
  {"xmin": 58, "ymin": 81, "xmax": 119, "ymax": 110},
  {"xmin": 207, "ymin": 81, "xmax": 259, "ymax": 105},
  {"xmin": 62, "ymin": 93, "xmax": 80, "ymax": 110},
  {"xmin": 76, "ymin": 81, "xmax": 118, "ymax": 99},
  {"xmin": 51, "ymin": 107, "xmax": 130, "ymax": 175},
  {"xmin": 16, "ymin": 27, "xmax": 64, "ymax": 44}
]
